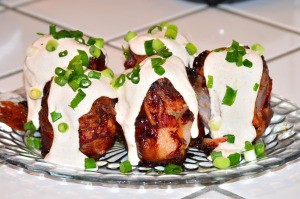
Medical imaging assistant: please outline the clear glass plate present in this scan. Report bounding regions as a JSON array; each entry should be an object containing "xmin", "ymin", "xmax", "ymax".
[{"xmin": 0, "ymin": 90, "xmax": 299, "ymax": 186}]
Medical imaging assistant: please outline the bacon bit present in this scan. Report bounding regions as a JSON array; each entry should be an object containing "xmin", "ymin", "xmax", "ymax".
[{"xmin": 0, "ymin": 101, "xmax": 28, "ymax": 132}]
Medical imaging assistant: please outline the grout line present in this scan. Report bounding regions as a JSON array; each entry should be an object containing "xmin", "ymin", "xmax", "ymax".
[
  {"xmin": 216, "ymin": 6, "xmax": 300, "ymax": 36},
  {"xmin": 267, "ymin": 47, "xmax": 300, "ymax": 63},
  {"xmin": 14, "ymin": 0, "xmax": 46, "ymax": 8},
  {"xmin": 105, "ymin": 6, "xmax": 209, "ymax": 43},
  {"xmin": 0, "ymin": 69, "xmax": 23, "ymax": 81},
  {"xmin": 106, "ymin": 43, "xmax": 122, "ymax": 51},
  {"xmin": 182, "ymin": 185, "xmax": 245, "ymax": 199}
]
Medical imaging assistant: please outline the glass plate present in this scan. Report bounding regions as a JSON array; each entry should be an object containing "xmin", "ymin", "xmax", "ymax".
[{"xmin": 0, "ymin": 90, "xmax": 299, "ymax": 186}]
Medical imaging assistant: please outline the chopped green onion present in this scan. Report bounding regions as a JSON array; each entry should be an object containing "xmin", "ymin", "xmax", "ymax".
[
  {"xmin": 68, "ymin": 80, "xmax": 80, "ymax": 91},
  {"xmin": 213, "ymin": 48, "xmax": 225, "ymax": 52},
  {"xmin": 58, "ymin": 122, "xmax": 69, "ymax": 133},
  {"xmin": 148, "ymin": 25, "xmax": 162, "ymax": 34},
  {"xmin": 55, "ymin": 67, "xmax": 66, "ymax": 77},
  {"xmin": 223, "ymin": 134, "xmax": 235, "ymax": 143},
  {"xmin": 36, "ymin": 32, "xmax": 45, "ymax": 36},
  {"xmin": 151, "ymin": 57, "xmax": 166, "ymax": 76},
  {"xmin": 111, "ymin": 74, "xmax": 126, "ymax": 89},
  {"xmin": 122, "ymin": 46, "xmax": 130, "ymax": 59},
  {"xmin": 89, "ymin": 45, "xmax": 101, "ymax": 58},
  {"xmin": 255, "ymin": 142, "xmax": 265, "ymax": 156},
  {"xmin": 251, "ymin": 43, "xmax": 265, "ymax": 55},
  {"xmin": 49, "ymin": 24, "xmax": 56, "ymax": 35},
  {"xmin": 126, "ymin": 64, "xmax": 140, "ymax": 84},
  {"xmin": 243, "ymin": 59, "xmax": 253, "ymax": 68},
  {"xmin": 29, "ymin": 88, "xmax": 42, "ymax": 100},
  {"xmin": 144, "ymin": 40, "xmax": 155, "ymax": 56},
  {"xmin": 75, "ymin": 37, "xmax": 85, "ymax": 44},
  {"xmin": 77, "ymin": 50, "xmax": 89, "ymax": 67},
  {"xmin": 253, "ymin": 83, "xmax": 259, "ymax": 91},
  {"xmin": 164, "ymin": 164, "xmax": 183, "ymax": 174},
  {"xmin": 23, "ymin": 121, "xmax": 36, "ymax": 133},
  {"xmin": 88, "ymin": 71, "xmax": 101, "ymax": 79},
  {"xmin": 207, "ymin": 75, "xmax": 214, "ymax": 88},
  {"xmin": 74, "ymin": 64, "xmax": 84, "ymax": 76},
  {"xmin": 46, "ymin": 39, "xmax": 59, "ymax": 52},
  {"xmin": 208, "ymin": 117, "xmax": 222, "ymax": 131},
  {"xmin": 213, "ymin": 156, "xmax": 230, "ymax": 169},
  {"xmin": 101, "ymin": 68, "xmax": 115, "ymax": 79},
  {"xmin": 68, "ymin": 55, "xmax": 82, "ymax": 69},
  {"xmin": 69, "ymin": 89, "xmax": 86, "ymax": 108},
  {"xmin": 87, "ymin": 37, "xmax": 96, "ymax": 46},
  {"xmin": 27, "ymin": 137, "xmax": 41, "ymax": 149},
  {"xmin": 79, "ymin": 79, "xmax": 92, "ymax": 88},
  {"xmin": 243, "ymin": 149, "xmax": 257, "ymax": 162},
  {"xmin": 160, "ymin": 22, "xmax": 170, "ymax": 28},
  {"xmin": 165, "ymin": 28, "xmax": 177, "ymax": 40},
  {"xmin": 185, "ymin": 42, "xmax": 198, "ymax": 55},
  {"xmin": 152, "ymin": 39, "xmax": 165, "ymax": 52},
  {"xmin": 228, "ymin": 153, "xmax": 240, "ymax": 166},
  {"xmin": 50, "ymin": 111, "xmax": 62, "ymax": 122},
  {"xmin": 94, "ymin": 38, "xmax": 104, "ymax": 49},
  {"xmin": 167, "ymin": 24, "xmax": 178, "ymax": 32},
  {"xmin": 222, "ymin": 86, "xmax": 237, "ymax": 106},
  {"xmin": 211, "ymin": 151, "xmax": 222, "ymax": 161},
  {"xmin": 119, "ymin": 160, "xmax": 132, "ymax": 173},
  {"xmin": 244, "ymin": 141, "xmax": 254, "ymax": 151},
  {"xmin": 157, "ymin": 47, "xmax": 173, "ymax": 58},
  {"xmin": 59, "ymin": 50, "xmax": 68, "ymax": 57},
  {"xmin": 225, "ymin": 40, "xmax": 247, "ymax": 67},
  {"xmin": 85, "ymin": 158, "xmax": 97, "ymax": 169},
  {"xmin": 124, "ymin": 31, "xmax": 137, "ymax": 42},
  {"xmin": 54, "ymin": 76, "xmax": 67, "ymax": 86}
]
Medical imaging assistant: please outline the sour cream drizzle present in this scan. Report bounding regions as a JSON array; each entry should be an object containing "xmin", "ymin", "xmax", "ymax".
[
  {"xmin": 128, "ymin": 29, "xmax": 195, "ymax": 67},
  {"xmin": 204, "ymin": 49, "xmax": 263, "ymax": 157},
  {"xmin": 116, "ymin": 56, "xmax": 199, "ymax": 165},
  {"xmin": 24, "ymin": 35, "xmax": 105, "ymax": 128},
  {"xmin": 45, "ymin": 72, "xmax": 117, "ymax": 168}
]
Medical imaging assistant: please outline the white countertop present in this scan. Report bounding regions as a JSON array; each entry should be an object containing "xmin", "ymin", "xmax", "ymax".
[{"xmin": 0, "ymin": 0, "xmax": 299, "ymax": 198}]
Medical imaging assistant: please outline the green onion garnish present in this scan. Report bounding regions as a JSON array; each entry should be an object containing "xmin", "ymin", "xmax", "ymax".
[
  {"xmin": 228, "ymin": 153, "xmax": 240, "ymax": 166},
  {"xmin": 148, "ymin": 25, "xmax": 162, "ymax": 34},
  {"xmin": 160, "ymin": 22, "xmax": 170, "ymax": 28},
  {"xmin": 79, "ymin": 79, "xmax": 92, "ymax": 88},
  {"xmin": 243, "ymin": 59, "xmax": 253, "ymax": 68},
  {"xmin": 89, "ymin": 45, "xmax": 101, "ymax": 58},
  {"xmin": 225, "ymin": 40, "xmax": 247, "ymax": 67},
  {"xmin": 255, "ymin": 142, "xmax": 265, "ymax": 156},
  {"xmin": 251, "ymin": 43, "xmax": 265, "ymax": 55},
  {"xmin": 126, "ymin": 64, "xmax": 141, "ymax": 84},
  {"xmin": 211, "ymin": 151, "xmax": 222, "ymax": 161},
  {"xmin": 27, "ymin": 137, "xmax": 41, "ymax": 149},
  {"xmin": 50, "ymin": 111, "xmax": 62, "ymax": 122},
  {"xmin": 151, "ymin": 57, "xmax": 166, "ymax": 76},
  {"xmin": 58, "ymin": 122, "xmax": 69, "ymax": 133},
  {"xmin": 144, "ymin": 40, "xmax": 155, "ymax": 56},
  {"xmin": 74, "ymin": 64, "xmax": 84, "ymax": 76},
  {"xmin": 167, "ymin": 24, "xmax": 178, "ymax": 32},
  {"xmin": 185, "ymin": 42, "xmax": 198, "ymax": 55},
  {"xmin": 68, "ymin": 80, "xmax": 80, "ymax": 91},
  {"xmin": 152, "ymin": 39, "xmax": 165, "ymax": 52},
  {"xmin": 222, "ymin": 86, "xmax": 237, "ymax": 106},
  {"xmin": 111, "ymin": 74, "xmax": 126, "ymax": 89},
  {"xmin": 213, "ymin": 47, "xmax": 225, "ymax": 52},
  {"xmin": 223, "ymin": 134, "xmax": 235, "ymax": 143},
  {"xmin": 165, "ymin": 28, "xmax": 177, "ymax": 40},
  {"xmin": 101, "ymin": 68, "xmax": 115, "ymax": 79},
  {"xmin": 213, "ymin": 156, "xmax": 230, "ymax": 169},
  {"xmin": 244, "ymin": 141, "xmax": 254, "ymax": 151},
  {"xmin": 77, "ymin": 50, "xmax": 89, "ymax": 67},
  {"xmin": 164, "ymin": 164, "xmax": 183, "ymax": 174},
  {"xmin": 59, "ymin": 50, "xmax": 68, "ymax": 57},
  {"xmin": 122, "ymin": 46, "xmax": 130, "ymax": 59},
  {"xmin": 253, "ymin": 83, "xmax": 259, "ymax": 91},
  {"xmin": 55, "ymin": 67, "xmax": 66, "ymax": 77},
  {"xmin": 88, "ymin": 71, "xmax": 101, "ymax": 79},
  {"xmin": 207, "ymin": 75, "xmax": 214, "ymax": 89},
  {"xmin": 29, "ymin": 88, "xmax": 42, "ymax": 100},
  {"xmin": 69, "ymin": 89, "xmax": 86, "ymax": 108},
  {"xmin": 94, "ymin": 38, "xmax": 104, "ymax": 49},
  {"xmin": 49, "ymin": 24, "xmax": 56, "ymax": 35},
  {"xmin": 124, "ymin": 31, "xmax": 137, "ymax": 42},
  {"xmin": 85, "ymin": 158, "xmax": 97, "ymax": 169},
  {"xmin": 46, "ymin": 39, "xmax": 58, "ymax": 52},
  {"xmin": 243, "ymin": 149, "xmax": 257, "ymax": 162},
  {"xmin": 23, "ymin": 121, "xmax": 36, "ymax": 133},
  {"xmin": 119, "ymin": 160, "xmax": 132, "ymax": 173},
  {"xmin": 54, "ymin": 76, "xmax": 68, "ymax": 86}
]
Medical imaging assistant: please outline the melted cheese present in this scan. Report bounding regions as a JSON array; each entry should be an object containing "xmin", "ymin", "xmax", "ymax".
[
  {"xmin": 45, "ymin": 71, "xmax": 117, "ymax": 168},
  {"xmin": 115, "ymin": 56, "xmax": 199, "ymax": 165},
  {"xmin": 203, "ymin": 50, "xmax": 263, "ymax": 157}
]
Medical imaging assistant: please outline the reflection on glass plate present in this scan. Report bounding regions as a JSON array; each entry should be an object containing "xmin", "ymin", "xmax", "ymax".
[{"xmin": 0, "ymin": 91, "xmax": 299, "ymax": 185}]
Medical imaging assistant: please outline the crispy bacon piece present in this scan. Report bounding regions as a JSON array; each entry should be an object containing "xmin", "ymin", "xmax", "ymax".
[{"xmin": 0, "ymin": 101, "xmax": 28, "ymax": 131}]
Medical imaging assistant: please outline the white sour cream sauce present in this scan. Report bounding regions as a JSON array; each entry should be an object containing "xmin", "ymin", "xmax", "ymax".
[
  {"xmin": 204, "ymin": 50, "xmax": 263, "ymax": 157},
  {"xmin": 116, "ymin": 56, "xmax": 199, "ymax": 165},
  {"xmin": 45, "ymin": 72, "xmax": 117, "ymax": 168},
  {"xmin": 24, "ymin": 35, "xmax": 105, "ymax": 128}
]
